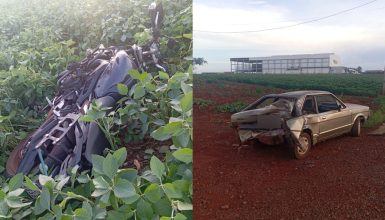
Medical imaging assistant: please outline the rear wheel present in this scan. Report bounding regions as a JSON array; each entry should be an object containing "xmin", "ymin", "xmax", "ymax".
[
  {"xmin": 351, "ymin": 118, "xmax": 361, "ymax": 137},
  {"xmin": 6, "ymin": 139, "xmax": 27, "ymax": 177},
  {"xmin": 292, "ymin": 132, "xmax": 311, "ymax": 159}
]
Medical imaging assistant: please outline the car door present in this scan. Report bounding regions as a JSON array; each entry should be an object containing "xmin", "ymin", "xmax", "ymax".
[
  {"xmin": 315, "ymin": 94, "xmax": 351, "ymax": 140},
  {"xmin": 300, "ymin": 95, "xmax": 320, "ymax": 142}
]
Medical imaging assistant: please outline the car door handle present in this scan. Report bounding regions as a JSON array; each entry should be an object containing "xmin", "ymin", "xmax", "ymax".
[{"xmin": 321, "ymin": 116, "xmax": 327, "ymax": 120}]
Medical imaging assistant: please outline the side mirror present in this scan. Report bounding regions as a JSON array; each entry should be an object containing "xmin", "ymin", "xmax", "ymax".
[{"xmin": 149, "ymin": 2, "xmax": 164, "ymax": 37}]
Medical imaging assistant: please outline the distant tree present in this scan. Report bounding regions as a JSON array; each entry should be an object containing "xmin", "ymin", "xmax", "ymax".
[
  {"xmin": 193, "ymin": 57, "xmax": 207, "ymax": 66},
  {"xmin": 357, "ymin": 66, "xmax": 363, "ymax": 73}
]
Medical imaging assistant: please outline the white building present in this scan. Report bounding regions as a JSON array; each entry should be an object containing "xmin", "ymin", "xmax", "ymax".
[{"xmin": 230, "ymin": 53, "xmax": 346, "ymax": 74}]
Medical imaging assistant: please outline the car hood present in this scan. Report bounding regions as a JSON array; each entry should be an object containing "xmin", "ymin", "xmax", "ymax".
[{"xmin": 344, "ymin": 103, "xmax": 370, "ymax": 112}]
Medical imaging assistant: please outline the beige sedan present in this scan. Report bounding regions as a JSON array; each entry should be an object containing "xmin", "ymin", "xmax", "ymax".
[{"xmin": 231, "ymin": 91, "xmax": 370, "ymax": 159}]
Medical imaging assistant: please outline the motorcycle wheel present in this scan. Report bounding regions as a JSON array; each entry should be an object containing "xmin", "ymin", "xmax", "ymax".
[
  {"xmin": 6, "ymin": 110, "xmax": 54, "ymax": 177},
  {"xmin": 6, "ymin": 138, "xmax": 28, "ymax": 177}
]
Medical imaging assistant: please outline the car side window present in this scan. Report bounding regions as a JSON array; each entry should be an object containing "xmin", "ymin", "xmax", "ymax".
[
  {"xmin": 316, "ymin": 95, "xmax": 339, "ymax": 113},
  {"xmin": 302, "ymin": 96, "xmax": 317, "ymax": 115}
]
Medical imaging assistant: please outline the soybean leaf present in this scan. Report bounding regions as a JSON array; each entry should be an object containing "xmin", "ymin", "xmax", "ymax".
[
  {"xmin": 74, "ymin": 207, "xmax": 91, "ymax": 220},
  {"xmin": 145, "ymin": 82, "xmax": 157, "ymax": 92},
  {"xmin": 144, "ymin": 183, "xmax": 162, "ymax": 203},
  {"xmin": 173, "ymin": 148, "xmax": 192, "ymax": 164},
  {"xmin": 103, "ymin": 154, "xmax": 119, "ymax": 180},
  {"xmin": 56, "ymin": 176, "xmax": 70, "ymax": 191},
  {"xmin": 5, "ymin": 196, "xmax": 31, "ymax": 209},
  {"xmin": 151, "ymin": 127, "xmax": 171, "ymax": 141},
  {"xmin": 174, "ymin": 213, "xmax": 187, "ymax": 220},
  {"xmin": 163, "ymin": 183, "xmax": 182, "ymax": 199},
  {"xmin": 34, "ymin": 197, "xmax": 46, "ymax": 215},
  {"xmin": 93, "ymin": 176, "xmax": 110, "ymax": 190},
  {"xmin": 113, "ymin": 179, "xmax": 136, "ymax": 199},
  {"xmin": 39, "ymin": 213, "xmax": 54, "ymax": 220},
  {"xmin": 129, "ymin": 70, "xmax": 149, "ymax": 82},
  {"xmin": 52, "ymin": 205, "xmax": 62, "ymax": 220},
  {"xmin": 82, "ymin": 202, "xmax": 93, "ymax": 216},
  {"xmin": 107, "ymin": 205, "xmax": 132, "ymax": 220},
  {"xmin": 92, "ymin": 189, "xmax": 109, "ymax": 198},
  {"xmin": 117, "ymin": 83, "xmax": 128, "ymax": 95},
  {"xmin": 100, "ymin": 191, "xmax": 111, "ymax": 204},
  {"xmin": 38, "ymin": 175, "xmax": 54, "ymax": 186},
  {"xmin": 24, "ymin": 176, "xmax": 39, "ymax": 191},
  {"xmin": 94, "ymin": 206, "xmax": 107, "ymax": 219},
  {"xmin": 7, "ymin": 189, "xmax": 24, "ymax": 197},
  {"xmin": 113, "ymin": 148, "xmax": 127, "ymax": 167},
  {"xmin": 117, "ymin": 169, "xmax": 137, "ymax": 182},
  {"xmin": 153, "ymin": 198, "xmax": 172, "ymax": 216},
  {"xmin": 91, "ymin": 155, "xmax": 105, "ymax": 175},
  {"xmin": 180, "ymin": 91, "xmax": 193, "ymax": 112},
  {"xmin": 9, "ymin": 173, "xmax": 23, "ymax": 191},
  {"xmin": 77, "ymin": 174, "xmax": 90, "ymax": 184},
  {"xmin": 79, "ymin": 115, "xmax": 94, "ymax": 122},
  {"xmin": 121, "ymin": 194, "xmax": 140, "ymax": 204},
  {"xmin": 151, "ymin": 121, "xmax": 183, "ymax": 141},
  {"xmin": 180, "ymin": 81, "xmax": 192, "ymax": 94},
  {"xmin": 128, "ymin": 70, "xmax": 141, "ymax": 80},
  {"xmin": 40, "ymin": 187, "xmax": 50, "ymax": 211},
  {"xmin": 133, "ymin": 85, "xmax": 145, "ymax": 99},
  {"xmin": 137, "ymin": 199, "xmax": 153, "ymax": 220},
  {"xmin": 159, "ymin": 71, "xmax": 169, "ymax": 80},
  {"xmin": 107, "ymin": 210, "xmax": 126, "ymax": 220},
  {"xmin": 173, "ymin": 180, "xmax": 191, "ymax": 193},
  {"xmin": 150, "ymin": 156, "xmax": 165, "ymax": 180},
  {"xmin": 175, "ymin": 129, "xmax": 190, "ymax": 148},
  {"xmin": 176, "ymin": 201, "xmax": 193, "ymax": 211}
]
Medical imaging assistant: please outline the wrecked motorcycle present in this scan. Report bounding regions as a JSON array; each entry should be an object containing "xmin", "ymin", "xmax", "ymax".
[{"xmin": 6, "ymin": 2, "xmax": 168, "ymax": 177}]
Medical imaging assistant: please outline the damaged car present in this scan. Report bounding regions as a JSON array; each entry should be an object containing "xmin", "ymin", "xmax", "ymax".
[{"xmin": 231, "ymin": 91, "xmax": 370, "ymax": 159}]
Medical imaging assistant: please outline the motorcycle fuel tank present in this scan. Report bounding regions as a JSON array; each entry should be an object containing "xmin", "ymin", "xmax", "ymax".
[{"xmin": 94, "ymin": 50, "xmax": 136, "ymax": 98}]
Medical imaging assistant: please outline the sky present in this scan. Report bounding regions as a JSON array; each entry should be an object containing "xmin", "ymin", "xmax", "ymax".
[{"xmin": 193, "ymin": 0, "xmax": 385, "ymax": 73}]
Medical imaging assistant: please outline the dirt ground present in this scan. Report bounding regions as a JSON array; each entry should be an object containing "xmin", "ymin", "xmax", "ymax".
[{"xmin": 193, "ymin": 81, "xmax": 385, "ymax": 219}]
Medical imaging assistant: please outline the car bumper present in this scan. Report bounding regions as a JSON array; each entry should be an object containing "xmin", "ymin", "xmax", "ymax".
[{"xmin": 237, "ymin": 129, "xmax": 286, "ymax": 145}]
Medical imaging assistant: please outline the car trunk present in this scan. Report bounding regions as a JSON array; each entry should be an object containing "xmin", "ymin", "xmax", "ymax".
[{"xmin": 231, "ymin": 100, "xmax": 294, "ymax": 144}]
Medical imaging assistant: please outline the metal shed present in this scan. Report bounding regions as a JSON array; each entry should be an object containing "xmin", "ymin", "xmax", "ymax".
[{"xmin": 230, "ymin": 53, "xmax": 346, "ymax": 74}]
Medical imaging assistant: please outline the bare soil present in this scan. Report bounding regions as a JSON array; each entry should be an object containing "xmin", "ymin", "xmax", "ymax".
[
  {"xmin": 193, "ymin": 81, "xmax": 385, "ymax": 219},
  {"xmin": 123, "ymin": 136, "xmax": 171, "ymax": 170}
]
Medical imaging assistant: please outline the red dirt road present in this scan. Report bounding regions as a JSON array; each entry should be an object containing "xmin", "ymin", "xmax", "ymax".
[{"xmin": 193, "ymin": 81, "xmax": 385, "ymax": 219}]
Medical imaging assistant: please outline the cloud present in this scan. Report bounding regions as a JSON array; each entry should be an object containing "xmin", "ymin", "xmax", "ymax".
[
  {"xmin": 246, "ymin": 0, "xmax": 267, "ymax": 6},
  {"xmin": 194, "ymin": 1, "xmax": 385, "ymax": 72}
]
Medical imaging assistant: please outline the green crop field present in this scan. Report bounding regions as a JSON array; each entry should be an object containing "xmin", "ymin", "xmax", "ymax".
[{"xmin": 197, "ymin": 73, "xmax": 383, "ymax": 97}]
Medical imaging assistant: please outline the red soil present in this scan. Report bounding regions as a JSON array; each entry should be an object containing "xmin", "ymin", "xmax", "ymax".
[{"xmin": 193, "ymin": 81, "xmax": 385, "ymax": 219}]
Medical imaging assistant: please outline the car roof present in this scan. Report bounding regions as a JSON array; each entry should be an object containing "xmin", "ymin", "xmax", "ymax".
[{"xmin": 266, "ymin": 90, "xmax": 331, "ymax": 99}]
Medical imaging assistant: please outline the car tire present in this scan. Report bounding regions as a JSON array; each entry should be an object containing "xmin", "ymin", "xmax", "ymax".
[
  {"xmin": 292, "ymin": 132, "xmax": 311, "ymax": 159},
  {"xmin": 351, "ymin": 118, "xmax": 361, "ymax": 137}
]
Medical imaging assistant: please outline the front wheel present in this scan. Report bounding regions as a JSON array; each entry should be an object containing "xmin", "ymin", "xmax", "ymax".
[
  {"xmin": 351, "ymin": 118, "xmax": 361, "ymax": 137},
  {"xmin": 292, "ymin": 132, "xmax": 312, "ymax": 159}
]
